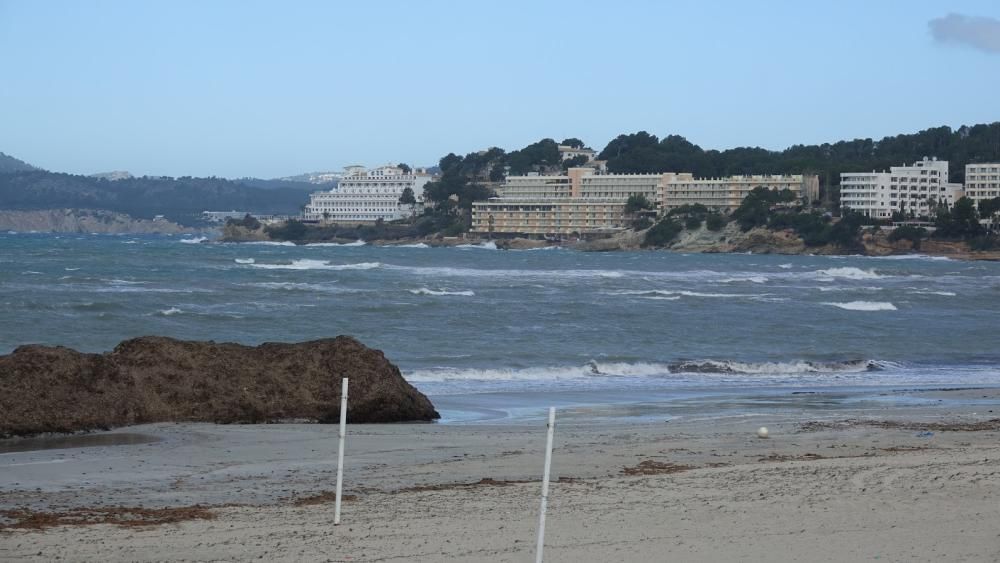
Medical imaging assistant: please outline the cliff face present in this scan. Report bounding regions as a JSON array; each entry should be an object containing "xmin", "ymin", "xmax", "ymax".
[
  {"xmin": 0, "ymin": 336, "xmax": 439, "ymax": 437},
  {"xmin": 861, "ymin": 230, "xmax": 1000, "ymax": 260},
  {"xmin": 0, "ymin": 209, "xmax": 197, "ymax": 234}
]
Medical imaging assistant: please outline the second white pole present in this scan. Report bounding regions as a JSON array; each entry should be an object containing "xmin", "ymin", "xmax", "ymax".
[
  {"xmin": 334, "ymin": 377, "xmax": 349, "ymax": 525},
  {"xmin": 535, "ymin": 407, "xmax": 556, "ymax": 563}
]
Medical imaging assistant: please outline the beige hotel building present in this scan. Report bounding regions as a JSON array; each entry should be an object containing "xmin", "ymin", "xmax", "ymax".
[{"xmin": 471, "ymin": 168, "xmax": 817, "ymax": 236}]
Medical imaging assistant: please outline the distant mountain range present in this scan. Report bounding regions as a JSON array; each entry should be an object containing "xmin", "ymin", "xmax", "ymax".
[{"xmin": 0, "ymin": 158, "xmax": 312, "ymax": 225}]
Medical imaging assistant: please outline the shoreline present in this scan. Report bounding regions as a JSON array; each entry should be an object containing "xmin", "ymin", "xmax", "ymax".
[
  {"xmin": 2, "ymin": 387, "xmax": 1000, "ymax": 561},
  {"xmin": 217, "ymin": 228, "xmax": 1000, "ymax": 261}
]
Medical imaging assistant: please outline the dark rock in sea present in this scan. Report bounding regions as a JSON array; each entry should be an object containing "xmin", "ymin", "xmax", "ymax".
[{"xmin": 0, "ymin": 336, "xmax": 439, "ymax": 438}]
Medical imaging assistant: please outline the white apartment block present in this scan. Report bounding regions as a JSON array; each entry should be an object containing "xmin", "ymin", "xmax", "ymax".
[
  {"xmin": 303, "ymin": 165, "xmax": 430, "ymax": 223},
  {"xmin": 964, "ymin": 163, "xmax": 1000, "ymax": 206},
  {"xmin": 840, "ymin": 157, "xmax": 962, "ymax": 219},
  {"xmin": 657, "ymin": 173, "xmax": 818, "ymax": 213}
]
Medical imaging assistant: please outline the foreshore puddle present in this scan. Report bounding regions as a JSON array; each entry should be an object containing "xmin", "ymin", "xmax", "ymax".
[{"xmin": 0, "ymin": 432, "xmax": 162, "ymax": 454}]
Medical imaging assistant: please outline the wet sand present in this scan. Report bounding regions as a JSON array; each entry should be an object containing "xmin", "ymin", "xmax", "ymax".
[{"xmin": 2, "ymin": 387, "xmax": 1000, "ymax": 561}]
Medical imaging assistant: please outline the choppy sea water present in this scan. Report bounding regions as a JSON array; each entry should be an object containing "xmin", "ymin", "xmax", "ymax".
[{"xmin": 3, "ymin": 232, "xmax": 999, "ymax": 423}]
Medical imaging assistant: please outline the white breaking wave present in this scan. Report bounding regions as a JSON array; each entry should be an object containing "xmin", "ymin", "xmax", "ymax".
[
  {"xmin": 409, "ymin": 287, "xmax": 475, "ymax": 296},
  {"xmin": 249, "ymin": 282, "xmax": 359, "ymax": 293},
  {"xmin": 250, "ymin": 259, "xmax": 381, "ymax": 271},
  {"xmin": 823, "ymin": 301, "xmax": 897, "ymax": 311},
  {"xmin": 305, "ymin": 240, "xmax": 366, "ymax": 247},
  {"xmin": 871, "ymin": 254, "xmax": 952, "ymax": 262},
  {"xmin": 720, "ymin": 276, "xmax": 768, "ymax": 283},
  {"xmin": 908, "ymin": 290, "xmax": 957, "ymax": 296},
  {"xmin": 384, "ymin": 264, "xmax": 638, "ymax": 279},
  {"xmin": 405, "ymin": 359, "xmax": 896, "ymax": 383},
  {"xmin": 406, "ymin": 362, "xmax": 671, "ymax": 383},
  {"xmin": 813, "ymin": 267, "xmax": 884, "ymax": 280},
  {"xmin": 668, "ymin": 359, "xmax": 895, "ymax": 374},
  {"xmin": 394, "ymin": 243, "xmax": 430, "ymax": 248},
  {"xmin": 606, "ymin": 289, "xmax": 755, "ymax": 299},
  {"xmin": 234, "ymin": 258, "xmax": 255, "ymax": 264},
  {"xmin": 242, "ymin": 241, "xmax": 296, "ymax": 246},
  {"xmin": 158, "ymin": 307, "xmax": 183, "ymax": 316},
  {"xmin": 179, "ymin": 237, "xmax": 207, "ymax": 244},
  {"xmin": 818, "ymin": 286, "xmax": 883, "ymax": 292},
  {"xmin": 455, "ymin": 241, "xmax": 497, "ymax": 249},
  {"xmin": 779, "ymin": 264, "xmax": 793, "ymax": 269}
]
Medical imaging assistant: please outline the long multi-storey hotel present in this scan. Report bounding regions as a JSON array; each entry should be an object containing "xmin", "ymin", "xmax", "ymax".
[
  {"xmin": 657, "ymin": 173, "xmax": 818, "ymax": 212},
  {"xmin": 303, "ymin": 165, "xmax": 430, "ymax": 223},
  {"xmin": 840, "ymin": 157, "xmax": 963, "ymax": 219},
  {"xmin": 471, "ymin": 168, "xmax": 817, "ymax": 236}
]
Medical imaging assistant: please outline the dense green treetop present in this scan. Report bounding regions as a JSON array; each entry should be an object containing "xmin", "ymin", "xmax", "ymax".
[
  {"xmin": 624, "ymin": 194, "xmax": 653, "ymax": 214},
  {"xmin": 935, "ymin": 197, "xmax": 984, "ymax": 239},
  {"xmin": 398, "ymin": 187, "xmax": 417, "ymax": 205},
  {"xmin": 597, "ymin": 124, "xmax": 1000, "ymax": 191}
]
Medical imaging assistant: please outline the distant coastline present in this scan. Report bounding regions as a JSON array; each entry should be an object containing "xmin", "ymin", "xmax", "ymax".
[
  {"xmin": 216, "ymin": 220, "xmax": 1000, "ymax": 261},
  {"xmin": 0, "ymin": 209, "xmax": 203, "ymax": 235}
]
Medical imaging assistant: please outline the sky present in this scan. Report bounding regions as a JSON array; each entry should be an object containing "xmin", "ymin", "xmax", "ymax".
[{"xmin": 1, "ymin": 0, "xmax": 998, "ymax": 179}]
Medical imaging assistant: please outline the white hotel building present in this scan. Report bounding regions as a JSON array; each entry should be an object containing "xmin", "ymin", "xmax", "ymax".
[
  {"xmin": 964, "ymin": 163, "xmax": 1000, "ymax": 206},
  {"xmin": 840, "ymin": 157, "xmax": 963, "ymax": 220},
  {"xmin": 303, "ymin": 165, "xmax": 430, "ymax": 223}
]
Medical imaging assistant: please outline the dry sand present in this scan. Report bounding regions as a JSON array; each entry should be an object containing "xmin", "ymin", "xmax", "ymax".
[{"xmin": 2, "ymin": 388, "xmax": 1000, "ymax": 562}]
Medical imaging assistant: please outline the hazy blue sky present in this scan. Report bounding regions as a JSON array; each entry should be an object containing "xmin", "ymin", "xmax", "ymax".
[{"xmin": 1, "ymin": 0, "xmax": 998, "ymax": 178}]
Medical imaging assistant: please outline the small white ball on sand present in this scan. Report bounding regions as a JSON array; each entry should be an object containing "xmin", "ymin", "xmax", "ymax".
[{"xmin": 757, "ymin": 426, "xmax": 769, "ymax": 439}]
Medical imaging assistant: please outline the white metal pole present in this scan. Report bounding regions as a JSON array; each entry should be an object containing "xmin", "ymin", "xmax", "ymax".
[
  {"xmin": 334, "ymin": 377, "xmax": 349, "ymax": 525},
  {"xmin": 535, "ymin": 407, "xmax": 556, "ymax": 563}
]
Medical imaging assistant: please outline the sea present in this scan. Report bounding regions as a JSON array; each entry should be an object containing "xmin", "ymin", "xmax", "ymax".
[{"xmin": 3, "ymin": 231, "xmax": 1000, "ymax": 424}]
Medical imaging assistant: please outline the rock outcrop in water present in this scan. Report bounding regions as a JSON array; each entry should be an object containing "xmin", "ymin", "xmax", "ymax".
[{"xmin": 0, "ymin": 336, "xmax": 439, "ymax": 438}]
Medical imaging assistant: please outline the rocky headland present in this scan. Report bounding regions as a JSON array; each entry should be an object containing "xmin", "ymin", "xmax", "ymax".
[
  {"xmin": 0, "ymin": 336, "xmax": 439, "ymax": 438},
  {"xmin": 0, "ymin": 209, "xmax": 199, "ymax": 235}
]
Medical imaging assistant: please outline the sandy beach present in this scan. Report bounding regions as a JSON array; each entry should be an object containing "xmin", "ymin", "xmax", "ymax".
[{"xmin": 2, "ymin": 387, "xmax": 1000, "ymax": 562}]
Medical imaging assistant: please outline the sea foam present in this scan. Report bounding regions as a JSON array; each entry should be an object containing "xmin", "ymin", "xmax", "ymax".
[
  {"xmin": 250, "ymin": 259, "xmax": 380, "ymax": 271},
  {"xmin": 405, "ymin": 358, "xmax": 896, "ymax": 383},
  {"xmin": 823, "ymin": 301, "xmax": 897, "ymax": 311},
  {"xmin": 455, "ymin": 241, "xmax": 498, "ymax": 250},
  {"xmin": 305, "ymin": 240, "xmax": 366, "ymax": 247},
  {"xmin": 409, "ymin": 287, "xmax": 475, "ymax": 296},
  {"xmin": 813, "ymin": 267, "xmax": 883, "ymax": 280}
]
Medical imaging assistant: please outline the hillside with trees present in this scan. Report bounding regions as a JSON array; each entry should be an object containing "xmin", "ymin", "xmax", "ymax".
[
  {"xmin": 0, "ymin": 152, "xmax": 40, "ymax": 173},
  {"xmin": 598, "ymin": 123, "xmax": 1000, "ymax": 205},
  {"xmin": 418, "ymin": 137, "xmax": 578, "ymax": 233},
  {"xmin": 0, "ymin": 169, "xmax": 309, "ymax": 225}
]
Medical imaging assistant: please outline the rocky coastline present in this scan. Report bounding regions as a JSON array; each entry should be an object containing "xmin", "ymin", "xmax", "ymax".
[
  {"xmin": 220, "ymin": 221, "xmax": 1000, "ymax": 260},
  {"xmin": 0, "ymin": 208, "xmax": 202, "ymax": 235}
]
